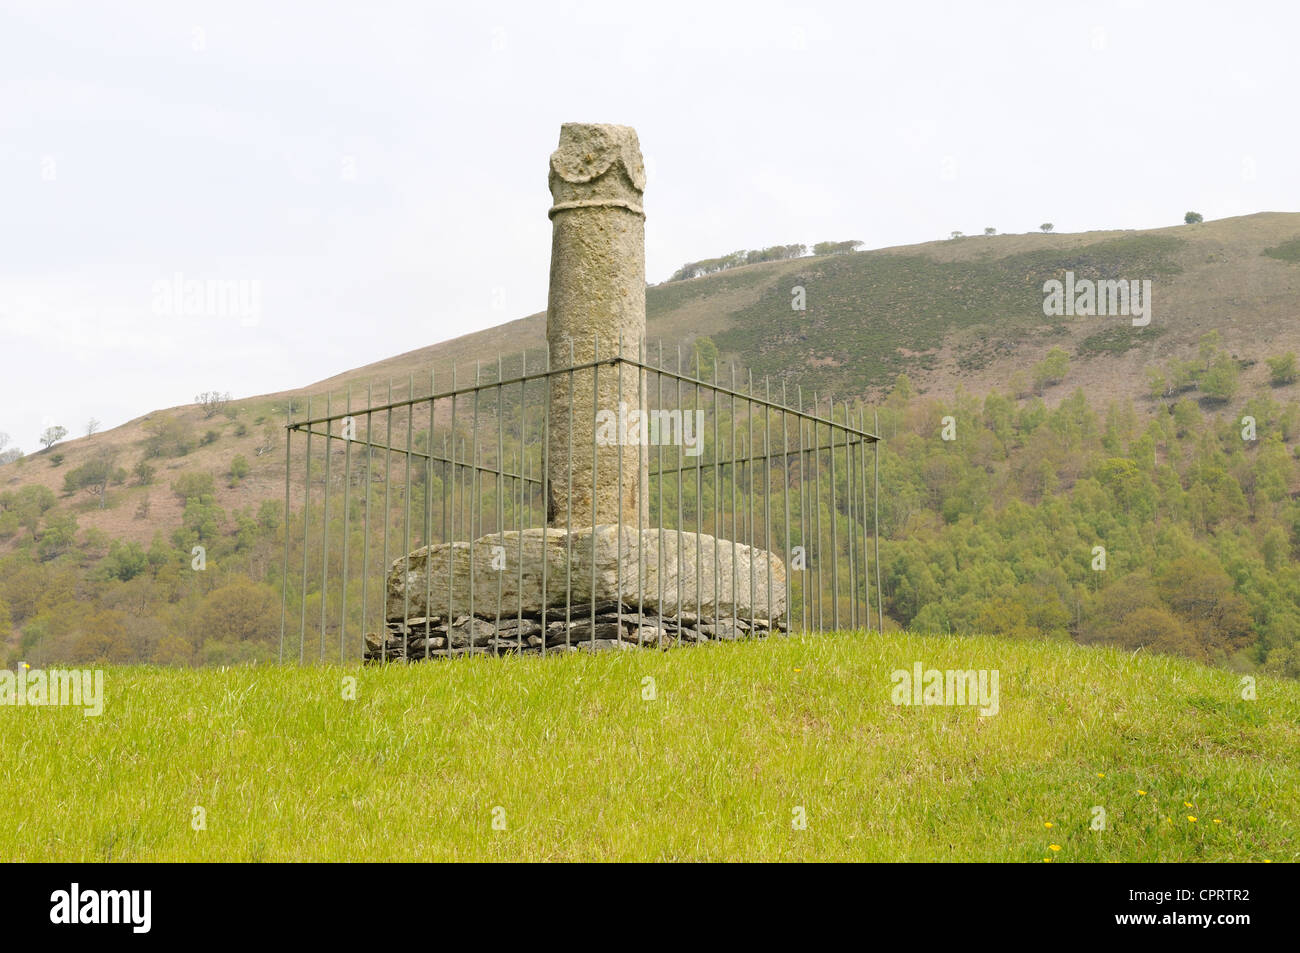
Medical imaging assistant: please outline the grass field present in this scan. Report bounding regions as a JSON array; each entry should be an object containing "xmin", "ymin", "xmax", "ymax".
[{"xmin": 3, "ymin": 631, "xmax": 1296, "ymax": 862}]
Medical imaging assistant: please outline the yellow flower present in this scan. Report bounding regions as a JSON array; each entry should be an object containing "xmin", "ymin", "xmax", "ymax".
[
  {"xmin": 794, "ymin": 668, "xmax": 802, "ymax": 672},
  {"xmin": 1213, "ymin": 819, "xmax": 1222, "ymax": 824},
  {"xmin": 1187, "ymin": 816, "xmax": 1197, "ymax": 823},
  {"xmin": 1044, "ymin": 822, "xmax": 1053, "ymax": 828},
  {"xmin": 1043, "ymin": 857, "xmax": 1052, "ymax": 863},
  {"xmin": 1137, "ymin": 790, "xmax": 1146, "ymax": 796},
  {"xmin": 1264, "ymin": 859, "xmax": 1272, "ymax": 864},
  {"xmin": 1184, "ymin": 801, "xmax": 1193, "ymax": 808},
  {"xmin": 1097, "ymin": 773, "xmax": 1106, "ymax": 778},
  {"xmin": 1049, "ymin": 844, "xmax": 1061, "ymax": 851},
  {"xmin": 22, "ymin": 662, "xmax": 30, "ymax": 670}
]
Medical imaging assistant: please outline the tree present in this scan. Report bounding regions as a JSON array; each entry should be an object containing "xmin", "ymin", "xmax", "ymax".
[
  {"xmin": 228, "ymin": 454, "xmax": 250, "ymax": 485},
  {"xmin": 195, "ymin": 578, "xmax": 279, "ymax": 647},
  {"xmin": 812, "ymin": 240, "xmax": 863, "ymax": 256},
  {"xmin": 86, "ymin": 418, "xmax": 100, "ymax": 437},
  {"xmin": 1184, "ymin": 211, "xmax": 1203, "ymax": 224},
  {"xmin": 133, "ymin": 460, "xmax": 155, "ymax": 486},
  {"xmin": 12, "ymin": 485, "xmax": 56, "ymax": 540},
  {"xmin": 949, "ymin": 231, "xmax": 964, "ymax": 240},
  {"xmin": 101, "ymin": 540, "xmax": 149, "ymax": 582},
  {"xmin": 37, "ymin": 511, "xmax": 78, "ymax": 560},
  {"xmin": 196, "ymin": 391, "xmax": 231, "ymax": 419},
  {"xmin": 0, "ymin": 431, "xmax": 8, "ymax": 452},
  {"xmin": 983, "ymin": 227, "xmax": 996, "ymax": 236},
  {"xmin": 1040, "ymin": 223, "xmax": 1053, "ymax": 233},
  {"xmin": 0, "ymin": 448, "xmax": 21, "ymax": 465},
  {"xmin": 693, "ymin": 337, "xmax": 718, "ymax": 381},
  {"xmin": 1033, "ymin": 347, "xmax": 1070, "ymax": 392},
  {"xmin": 62, "ymin": 450, "xmax": 118, "ymax": 508},
  {"xmin": 1266, "ymin": 353, "xmax": 1297, "ymax": 387},
  {"xmin": 1199, "ymin": 354, "xmax": 1239, "ymax": 403},
  {"xmin": 39, "ymin": 425, "xmax": 68, "ymax": 449},
  {"xmin": 171, "ymin": 471, "xmax": 216, "ymax": 503},
  {"xmin": 142, "ymin": 415, "xmax": 196, "ymax": 458}
]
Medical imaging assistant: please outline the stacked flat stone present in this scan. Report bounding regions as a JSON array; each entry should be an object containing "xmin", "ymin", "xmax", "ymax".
[{"xmin": 365, "ymin": 605, "xmax": 788, "ymax": 661}]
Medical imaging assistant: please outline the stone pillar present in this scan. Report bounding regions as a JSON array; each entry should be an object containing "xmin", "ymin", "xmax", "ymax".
[{"xmin": 545, "ymin": 123, "xmax": 647, "ymax": 529}]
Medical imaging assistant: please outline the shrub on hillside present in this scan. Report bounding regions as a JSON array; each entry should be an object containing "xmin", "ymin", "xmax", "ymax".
[
  {"xmin": 1266, "ymin": 353, "xmax": 1297, "ymax": 387},
  {"xmin": 142, "ymin": 415, "xmax": 196, "ymax": 458}
]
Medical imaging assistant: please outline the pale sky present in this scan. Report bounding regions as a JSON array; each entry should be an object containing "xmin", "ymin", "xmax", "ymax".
[{"xmin": 2, "ymin": 0, "xmax": 1297, "ymax": 452}]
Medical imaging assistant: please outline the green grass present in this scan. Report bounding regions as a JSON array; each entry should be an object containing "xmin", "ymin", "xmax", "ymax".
[
  {"xmin": 1263, "ymin": 236, "xmax": 1300, "ymax": 263},
  {"xmin": 1078, "ymin": 325, "xmax": 1167, "ymax": 357},
  {"xmin": 3, "ymin": 631, "xmax": 1296, "ymax": 861}
]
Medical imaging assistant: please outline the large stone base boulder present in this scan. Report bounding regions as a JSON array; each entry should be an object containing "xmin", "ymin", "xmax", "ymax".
[{"xmin": 386, "ymin": 525, "xmax": 786, "ymax": 624}]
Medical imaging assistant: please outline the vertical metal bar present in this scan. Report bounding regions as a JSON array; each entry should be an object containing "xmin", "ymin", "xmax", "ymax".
[
  {"xmin": 694, "ymin": 348, "xmax": 703, "ymax": 637},
  {"xmin": 446, "ymin": 368, "xmax": 456, "ymax": 650},
  {"xmin": 656, "ymin": 340, "xmax": 664, "ymax": 648},
  {"xmin": 566, "ymin": 339, "xmax": 574, "ymax": 648},
  {"xmin": 341, "ymin": 385, "xmax": 352, "ymax": 662},
  {"xmin": 729, "ymin": 362, "xmax": 738, "ymax": 638},
  {"xmin": 796, "ymin": 386, "xmax": 807, "ymax": 635},
  {"xmin": 380, "ymin": 383, "xmax": 393, "ymax": 661},
  {"xmin": 280, "ymin": 399, "xmax": 291, "ymax": 664},
  {"xmin": 402, "ymin": 376, "xmax": 414, "ymax": 658},
  {"xmin": 469, "ymin": 364, "xmax": 480, "ymax": 631},
  {"xmin": 300, "ymin": 394, "xmax": 311, "ymax": 664},
  {"xmin": 858, "ymin": 409, "xmax": 871, "ymax": 632},
  {"xmin": 516, "ymin": 351, "xmax": 526, "ymax": 649},
  {"xmin": 746, "ymin": 370, "xmax": 756, "ymax": 633},
  {"xmin": 590, "ymin": 334, "xmax": 599, "ymax": 642},
  {"xmin": 845, "ymin": 403, "xmax": 855, "ymax": 631},
  {"xmin": 362, "ymin": 383, "xmax": 373, "ymax": 657},
  {"xmin": 321, "ymin": 391, "xmax": 332, "ymax": 662},
  {"xmin": 675, "ymin": 345, "xmax": 684, "ymax": 639},
  {"xmin": 617, "ymin": 333, "xmax": 625, "ymax": 639},
  {"xmin": 516, "ymin": 426, "xmax": 525, "ymax": 654},
  {"xmin": 781, "ymin": 379, "xmax": 791, "ymax": 637},
  {"xmin": 713, "ymin": 357, "xmax": 720, "ymax": 631},
  {"xmin": 496, "ymin": 356, "xmax": 505, "ymax": 642},
  {"xmin": 637, "ymin": 337, "xmax": 645, "ymax": 644},
  {"xmin": 764, "ymin": 378, "xmax": 773, "ymax": 632},
  {"xmin": 540, "ymin": 343, "xmax": 550, "ymax": 658},
  {"xmin": 424, "ymin": 370, "xmax": 435, "ymax": 654},
  {"xmin": 874, "ymin": 409, "xmax": 883, "ymax": 628},
  {"xmin": 812, "ymin": 392, "xmax": 823, "ymax": 632},
  {"xmin": 829, "ymin": 396, "xmax": 840, "ymax": 632}
]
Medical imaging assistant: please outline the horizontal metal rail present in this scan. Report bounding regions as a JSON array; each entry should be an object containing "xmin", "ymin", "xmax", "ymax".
[{"xmin": 287, "ymin": 352, "xmax": 881, "ymax": 443}]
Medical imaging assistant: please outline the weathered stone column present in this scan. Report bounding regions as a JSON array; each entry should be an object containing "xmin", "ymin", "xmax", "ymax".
[{"xmin": 545, "ymin": 123, "xmax": 647, "ymax": 529}]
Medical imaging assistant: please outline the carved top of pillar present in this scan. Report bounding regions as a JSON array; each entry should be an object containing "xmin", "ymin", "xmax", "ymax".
[{"xmin": 548, "ymin": 123, "xmax": 645, "ymax": 220}]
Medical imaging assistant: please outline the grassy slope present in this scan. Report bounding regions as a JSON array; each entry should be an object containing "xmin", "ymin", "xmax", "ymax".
[{"xmin": 4, "ymin": 631, "xmax": 1296, "ymax": 862}]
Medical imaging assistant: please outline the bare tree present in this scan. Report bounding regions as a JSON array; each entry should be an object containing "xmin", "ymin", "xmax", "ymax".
[
  {"xmin": 86, "ymin": 418, "xmax": 101, "ymax": 437},
  {"xmin": 196, "ymin": 391, "xmax": 231, "ymax": 419}
]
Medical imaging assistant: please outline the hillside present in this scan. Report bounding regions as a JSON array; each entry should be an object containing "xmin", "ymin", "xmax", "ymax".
[
  {"xmin": 3, "ymin": 213, "xmax": 1298, "ymax": 551},
  {"xmin": 3, "ymin": 213, "xmax": 1300, "ymax": 676},
  {"xmin": 4, "ymin": 632, "xmax": 1296, "ymax": 861}
]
